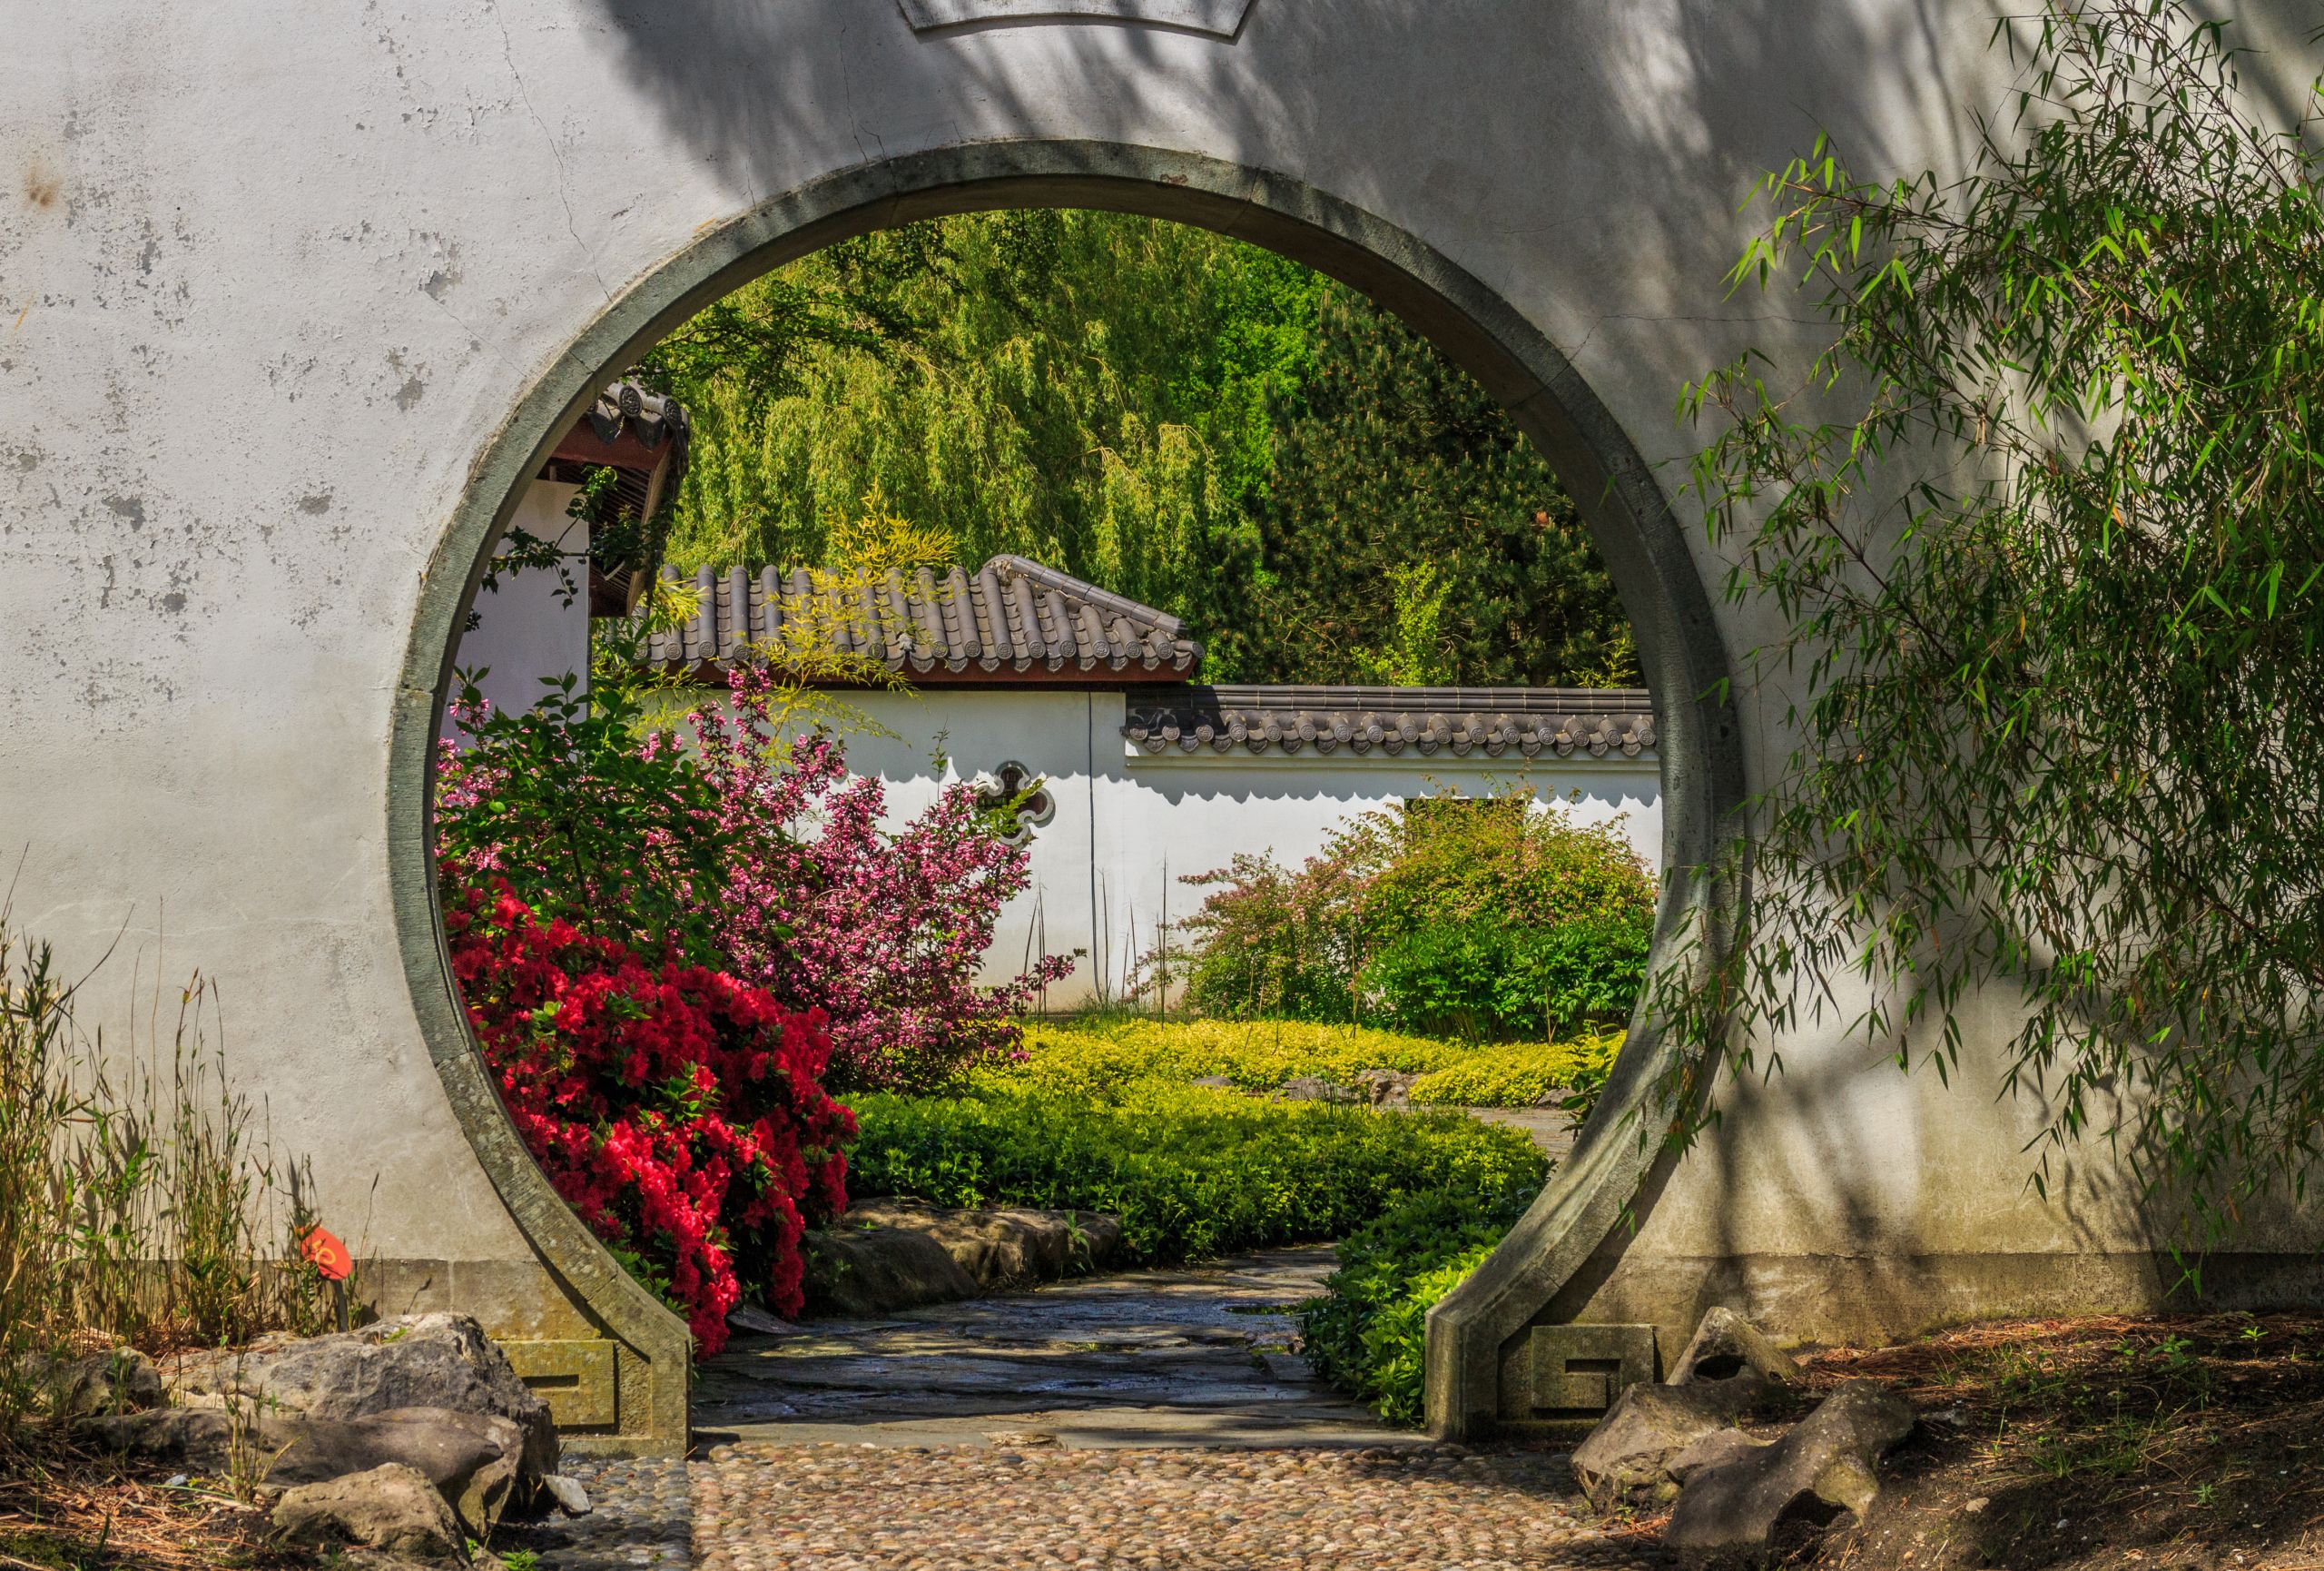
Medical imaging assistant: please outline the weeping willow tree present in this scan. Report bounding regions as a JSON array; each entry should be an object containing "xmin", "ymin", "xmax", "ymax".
[
  {"xmin": 1662, "ymin": 1, "xmax": 2324, "ymax": 1242},
  {"xmin": 647, "ymin": 209, "xmax": 1631, "ymax": 687},
  {"xmin": 656, "ymin": 211, "xmax": 1321, "ymax": 677}
]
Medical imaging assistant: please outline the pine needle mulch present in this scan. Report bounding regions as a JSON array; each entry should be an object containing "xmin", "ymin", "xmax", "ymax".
[{"xmin": 0, "ymin": 1435, "xmax": 296, "ymax": 1571}]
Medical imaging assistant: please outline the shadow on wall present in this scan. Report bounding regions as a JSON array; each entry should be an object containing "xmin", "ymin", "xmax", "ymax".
[{"xmin": 574, "ymin": 0, "xmax": 1980, "ymax": 395}]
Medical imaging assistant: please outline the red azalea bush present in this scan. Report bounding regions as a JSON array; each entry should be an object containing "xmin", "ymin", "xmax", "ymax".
[
  {"xmin": 435, "ymin": 663, "xmax": 1069, "ymax": 1349},
  {"xmin": 445, "ymin": 875, "xmax": 852, "ymax": 1356}
]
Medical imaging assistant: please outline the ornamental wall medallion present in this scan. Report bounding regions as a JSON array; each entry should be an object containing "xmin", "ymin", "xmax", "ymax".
[{"xmin": 896, "ymin": 0, "xmax": 1256, "ymax": 38}]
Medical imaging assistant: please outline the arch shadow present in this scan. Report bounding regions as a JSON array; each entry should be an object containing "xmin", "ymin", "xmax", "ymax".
[{"xmin": 390, "ymin": 138, "xmax": 1747, "ymax": 1448}]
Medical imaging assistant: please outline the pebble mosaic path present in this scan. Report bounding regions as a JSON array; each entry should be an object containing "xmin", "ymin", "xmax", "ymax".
[
  {"xmin": 498, "ymin": 1456, "xmax": 692, "ymax": 1571},
  {"xmin": 529, "ymin": 1244, "xmax": 1659, "ymax": 1569},
  {"xmin": 691, "ymin": 1442, "xmax": 1667, "ymax": 1570}
]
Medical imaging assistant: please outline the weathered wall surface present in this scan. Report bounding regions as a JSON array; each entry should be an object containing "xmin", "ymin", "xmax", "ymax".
[{"xmin": 5, "ymin": 0, "xmax": 2317, "ymax": 1447}]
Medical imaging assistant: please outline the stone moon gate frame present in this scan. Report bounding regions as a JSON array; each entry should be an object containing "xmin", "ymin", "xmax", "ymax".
[
  {"xmin": 405, "ymin": 145, "xmax": 1747, "ymax": 1450},
  {"xmin": 11, "ymin": 2, "xmax": 2322, "ymax": 1454}
]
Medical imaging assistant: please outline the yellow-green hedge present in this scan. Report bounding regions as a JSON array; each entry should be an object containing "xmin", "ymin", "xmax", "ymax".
[
  {"xmin": 1403, "ymin": 1033, "xmax": 1621, "ymax": 1108},
  {"xmin": 991, "ymin": 1018, "xmax": 1621, "ymax": 1109}
]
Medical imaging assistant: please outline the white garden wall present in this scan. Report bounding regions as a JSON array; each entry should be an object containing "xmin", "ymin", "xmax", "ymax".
[{"xmin": 760, "ymin": 687, "xmax": 1662, "ymax": 1008}]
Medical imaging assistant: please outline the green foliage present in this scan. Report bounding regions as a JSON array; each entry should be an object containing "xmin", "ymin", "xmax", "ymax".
[
  {"xmin": 1009, "ymin": 1018, "xmax": 1473, "ymax": 1097},
  {"xmin": 848, "ymin": 1077, "xmax": 1544, "ymax": 1267},
  {"xmin": 1007, "ymin": 1016, "xmax": 1614, "ymax": 1108},
  {"xmin": 1176, "ymin": 793, "xmax": 1656, "ymax": 1037},
  {"xmin": 1295, "ymin": 1182, "xmax": 1540, "ymax": 1425},
  {"xmin": 1364, "ymin": 914, "xmax": 1650, "ymax": 1043},
  {"xmin": 655, "ymin": 211, "xmax": 1630, "ymax": 686},
  {"xmin": 1662, "ymin": 2, "xmax": 2324, "ymax": 1233},
  {"xmin": 436, "ymin": 676, "xmax": 741, "ymax": 966},
  {"xmin": 1351, "ymin": 562, "xmax": 1455, "ymax": 687},
  {"xmin": 1404, "ymin": 1033, "xmax": 1623, "ymax": 1119},
  {"xmin": 1249, "ymin": 286, "xmax": 1635, "ymax": 687}
]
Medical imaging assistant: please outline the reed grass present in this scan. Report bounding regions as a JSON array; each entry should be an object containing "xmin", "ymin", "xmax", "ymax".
[{"xmin": 0, "ymin": 911, "xmax": 335, "ymax": 1441}]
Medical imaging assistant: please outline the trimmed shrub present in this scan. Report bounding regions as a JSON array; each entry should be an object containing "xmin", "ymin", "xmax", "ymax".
[
  {"xmin": 1170, "ymin": 792, "xmax": 1655, "ymax": 1036},
  {"xmin": 1403, "ymin": 1032, "xmax": 1622, "ymax": 1112},
  {"xmin": 1296, "ymin": 1182, "xmax": 1540, "ymax": 1425},
  {"xmin": 847, "ymin": 1078, "xmax": 1544, "ymax": 1266}
]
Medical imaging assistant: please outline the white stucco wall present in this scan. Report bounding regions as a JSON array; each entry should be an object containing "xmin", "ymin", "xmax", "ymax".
[
  {"xmin": 453, "ymin": 480, "xmax": 588, "ymax": 722},
  {"xmin": 754, "ymin": 687, "xmax": 1661, "ymax": 1008}
]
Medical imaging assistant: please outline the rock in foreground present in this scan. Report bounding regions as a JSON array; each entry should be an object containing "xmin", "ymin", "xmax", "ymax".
[
  {"xmin": 1571, "ymin": 1375, "xmax": 1779, "ymax": 1508},
  {"xmin": 272, "ymin": 1461, "xmax": 468, "ymax": 1566},
  {"xmin": 1663, "ymin": 1381, "xmax": 1915, "ymax": 1566},
  {"xmin": 802, "ymin": 1199, "xmax": 1128, "ymax": 1315},
  {"xmin": 165, "ymin": 1313, "xmax": 556, "ymax": 1483}
]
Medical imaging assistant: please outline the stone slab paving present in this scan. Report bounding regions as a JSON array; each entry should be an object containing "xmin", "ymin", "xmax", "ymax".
[{"xmin": 694, "ymin": 1246, "xmax": 1395, "ymax": 1448}]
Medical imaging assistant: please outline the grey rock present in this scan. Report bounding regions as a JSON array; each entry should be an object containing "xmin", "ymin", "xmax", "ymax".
[
  {"xmin": 1668, "ymin": 1307, "xmax": 1804, "ymax": 1389},
  {"xmin": 271, "ymin": 1462, "xmax": 467, "ymax": 1565},
  {"xmin": 1666, "ymin": 1428, "xmax": 1771, "ymax": 1485},
  {"xmin": 726, "ymin": 1302, "xmax": 805, "ymax": 1337},
  {"xmin": 538, "ymin": 1472, "xmax": 591, "ymax": 1516},
  {"xmin": 803, "ymin": 1224, "xmax": 980, "ymax": 1316},
  {"xmin": 1663, "ymin": 1381, "xmax": 1916, "ymax": 1566},
  {"xmin": 82, "ymin": 1404, "xmax": 526, "ymax": 1536},
  {"xmin": 164, "ymin": 1314, "xmax": 556, "ymax": 1484},
  {"xmin": 845, "ymin": 1197, "xmax": 1125, "ymax": 1289},
  {"xmin": 1187, "ymin": 1075, "xmax": 1238, "ymax": 1091},
  {"xmin": 34, "ymin": 1348, "xmax": 164, "ymax": 1418},
  {"xmin": 1570, "ymin": 1373, "xmax": 1777, "ymax": 1508},
  {"xmin": 1354, "ymin": 1068, "xmax": 1419, "ymax": 1106}
]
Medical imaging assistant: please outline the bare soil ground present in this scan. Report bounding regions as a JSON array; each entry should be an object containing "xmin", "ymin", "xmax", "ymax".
[
  {"xmin": 0, "ymin": 1436, "xmax": 296, "ymax": 1571},
  {"xmin": 1739, "ymin": 1310, "xmax": 2324, "ymax": 1570}
]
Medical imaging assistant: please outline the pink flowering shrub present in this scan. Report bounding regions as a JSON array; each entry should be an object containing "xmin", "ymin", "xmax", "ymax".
[
  {"xmin": 690, "ymin": 664, "xmax": 1073, "ymax": 1092},
  {"xmin": 445, "ymin": 874, "xmax": 852, "ymax": 1356}
]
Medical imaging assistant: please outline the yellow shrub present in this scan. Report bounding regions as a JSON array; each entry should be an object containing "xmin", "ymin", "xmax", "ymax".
[
  {"xmin": 995, "ymin": 1019, "xmax": 1621, "ymax": 1110},
  {"xmin": 1404, "ymin": 1032, "xmax": 1622, "ymax": 1109}
]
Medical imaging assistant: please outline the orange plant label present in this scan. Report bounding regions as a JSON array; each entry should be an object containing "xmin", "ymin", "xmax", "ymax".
[{"xmin": 298, "ymin": 1224, "xmax": 353, "ymax": 1282}]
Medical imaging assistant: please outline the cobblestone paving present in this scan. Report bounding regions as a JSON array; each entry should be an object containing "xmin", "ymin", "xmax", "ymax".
[
  {"xmin": 691, "ymin": 1443, "xmax": 1669, "ymax": 1570},
  {"xmin": 497, "ymin": 1456, "xmax": 693, "ymax": 1571}
]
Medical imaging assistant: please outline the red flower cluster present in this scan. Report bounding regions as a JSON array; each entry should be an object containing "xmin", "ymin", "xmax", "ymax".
[{"xmin": 444, "ymin": 874, "xmax": 853, "ymax": 1355}]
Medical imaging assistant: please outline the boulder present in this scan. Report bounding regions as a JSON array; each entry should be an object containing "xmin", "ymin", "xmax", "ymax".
[
  {"xmin": 1669, "ymin": 1308, "xmax": 1803, "ymax": 1390},
  {"xmin": 1570, "ymin": 1374, "xmax": 1778, "ymax": 1508},
  {"xmin": 1663, "ymin": 1381, "xmax": 1916, "ymax": 1566},
  {"xmin": 271, "ymin": 1462, "xmax": 467, "ymax": 1566},
  {"xmin": 1667, "ymin": 1428, "xmax": 1771, "ymax": 1486},
  {"xmin": 34, "ymin": 1348, "xmax": 164, "ymax": 1418},
  {"xmin": 844, "ymin": 1198, "xmax": 1125, "ymax": 1289},
  {"xmin": 1354, "ymin": 1069, "xmax": 1419, "ymax": 1107},
  {"xmin": 82, "ymin": 1404, "xmax": 527, "ymax": 1535},
  {"xmin": 164, "ymin": 1314, "xmax": 556, "ymax": 1484},
  {"xmin": 802, "ymin": 1225, "xmax": 980, "ymax": 1317}
]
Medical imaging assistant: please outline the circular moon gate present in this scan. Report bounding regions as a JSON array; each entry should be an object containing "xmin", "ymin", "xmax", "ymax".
[{"xmin": 397, "ymin": 143, "xmax": 1745, "ymax": 1449}]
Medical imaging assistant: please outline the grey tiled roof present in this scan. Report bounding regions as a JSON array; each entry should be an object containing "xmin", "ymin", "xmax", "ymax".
[
  {"xmin": 1123, "ymin": 686, "xmax": 1657, "ymax": 759},
  {"xmin": 643, "ymin": 553, "xmax": 1203, "ymax": 685}
]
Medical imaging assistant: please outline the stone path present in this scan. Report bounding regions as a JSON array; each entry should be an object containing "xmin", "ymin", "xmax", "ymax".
[
  {"xmin": 678, "ymin": 1246, "xmax": 1665, "ymax": 1569},
  {"xmin": 497, "ymin": 1455, "xmax": 692, "ymax": 1571},
  {"xmin": 691, "ymin": 1442, "xmax": 1664, "ymax": 1570},
  {"xmin": 694, "ymin": 1246, "xmax": 1397, "ymax": 1449}
]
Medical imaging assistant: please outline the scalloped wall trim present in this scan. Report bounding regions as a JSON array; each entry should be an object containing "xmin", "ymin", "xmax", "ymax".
[{"xmin": 896, "ymin": 0, "xmax": 1256, "ymax": 38}]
